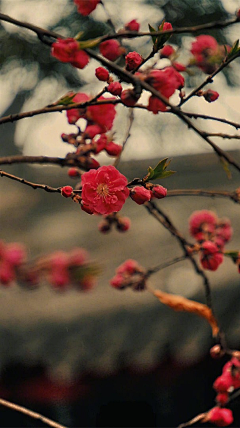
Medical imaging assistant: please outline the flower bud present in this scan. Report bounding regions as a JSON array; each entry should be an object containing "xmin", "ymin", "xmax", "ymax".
[
  {"xmin": 95, "ymin": 67, "xmax": 110, "ymax": 82},
  {"xmin": 116, "ymin": 217, "xmax": 131, "ymax": 232},
  {"xmin": 68, "ymin": 168, "xmax": 81, "ymax": 178},
  {"xmin": 99, "ymin": 39, "xmax": 124, "ymax": 61},
  {"xmin": 98, "ymin": 219, "xmax": 111, "ymax": 233},
  {"xmin": 124, "ymin": 19, "xmax": 140, "ymax": 32},
  {"xmin": 151, "ymin": 185, "xmax": 167, "ymax": 199},
  {"xmin": 160, "ymin": 45, "xmax": 175, "ymax": 58},
  {"xmin": 107, "ymin": 82, "xmax": 123, "ymax": 96},
  {"xmin": 105, "ymin": 142, "xmax": 122, "ymax": 157},
  {"xmin": 125, "ymin": 51, "xmax": 143, "ymax": 71},
  {"xmin": 207, "ymin": 407, "xmax": 233, "ymax": 427},
  {"xmin": 61, "ymin": 186, "xmax": 73, "ymax": 198},
  {"xmin": 203, "ymin": 89, "xmax": 219, "ymax": 103},
  {"xmin": 130, "ymin": 186, "xmax": 152, "ymax": 204},
  {"xmin": 121, "ymin": 89, "xmax": 139, "ymax": 107}
]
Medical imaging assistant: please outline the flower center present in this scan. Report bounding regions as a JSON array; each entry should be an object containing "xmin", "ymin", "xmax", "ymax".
[{"xmin": 97, "ymin": 183, "xmax": 109, "ymax": 198}]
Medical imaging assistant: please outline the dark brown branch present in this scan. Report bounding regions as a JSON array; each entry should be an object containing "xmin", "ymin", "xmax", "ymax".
[
  {"xmin": 0, "ymin": 154, "xmax": 93, "ymax": 170},
  {"xmin": 101, "ymin": 18, "xmax": 239, "ymax": 41},
  {"xmin": 0, "ymin": 11, "xmax": 238, "ymax": 45},
  {"xmin": 0, "ymin": 169, "xmax": 61, "ymax": 193},
  {"xmin": 0, "ymin": 99, "xmax": 120, "ymax": 126}
]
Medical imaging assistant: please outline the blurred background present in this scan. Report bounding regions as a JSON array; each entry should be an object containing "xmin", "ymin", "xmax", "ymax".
[{"xmin": 1, "ymin": 0, "xmax": 240, "ymax": 426}]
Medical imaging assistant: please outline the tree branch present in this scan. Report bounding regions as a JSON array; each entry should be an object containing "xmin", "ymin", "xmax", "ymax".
[{"xmin": 0, "ymin": 397, "xmax": 66, "ymax": 428}]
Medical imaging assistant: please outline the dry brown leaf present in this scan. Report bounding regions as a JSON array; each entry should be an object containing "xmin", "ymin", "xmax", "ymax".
[{"xmin": 154, "ymin": 289, "xmax": 219, "ymax": 337}]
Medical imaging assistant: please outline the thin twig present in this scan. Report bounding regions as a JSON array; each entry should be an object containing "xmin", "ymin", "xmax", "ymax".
[
  {"xmin": 167, "ymin": 189, "xmax": 240, "ymax": 203},
  {"xmin": 145, "ymin": 201, "xmax": 213, "ymax": 309},
  {"xmin": 180, "ymin": 111, "xmax": 240, "ymax": 130},
  {"xmin": 203, "ymin": 132, "xmax": 240, "ymax": 139},
  {"xmin": 1, "ymin": 12, "xmax": 238, "ymax": 44},
  {"xmin": 146, "ymin": 255, "xmax": 187, "ymax": 276},
  {"xmin": 114, "ymin": 109, "xmax": 134, "ymax": 168},
  {"xmin": 0, "ymin": 397, "xmax": 67, "ymax": 428},
  {"xmin": 180, "ymin": 51, "xmax": 240, "ymax": 106}
]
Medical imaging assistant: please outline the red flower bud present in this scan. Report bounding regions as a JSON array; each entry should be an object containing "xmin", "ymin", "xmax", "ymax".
[
  {"xmin": 160, "ymin": 45, "xmax": 175, "ymax": 58},
  {"xmin": 86, "ymin": 158, "xmax": 100, "ymax": 170},
  {"xmin": 124, "ymin": 19, "xmax": 140, "ymax": 32},
  {"xmin": 98, "ymin": 219, "xmax": 111, "ymax": 233},
  {"xmin": 172, "ymin": 62, "xmax": 186, "ymax": 72},
  {"xmin": 151, "ymin": 185, "xmax": 167, "ymax": 199},
  {"xmin": 121, "ymin": 89, "xmax": 139, "ymax": 107},
  {"xmin": 68, "ymin": 168, "xmax": 81, "ymax": 178},
  {"xmin": 116, "ymin": 217, "xmax": 131, "ymax": 232},
  {"xmin": 203, "ymin": 89, "xmax": 219, "ymax": 103},
  {"xmin": 105, "ymin": 142, "xmax": 122, "ymax": 157},
  {"xmin": 74, "ymin": 0, "xmax": 100, "ymax": 16},
  {"xmin": 216, "ymin": 393, "xmax": 229, "ymax": 406},
  {"xmin": 95, "ymin": 67, "xmax": 110, "ymax": 82},
  {"xmin": 125, "ymin": 51, "xmax": 143, "ymax": 71},
  {"xmin": 130, "ymin": 186, "xmax": 152, "ymax": 204},
  {"xmin": 162, "ymin": 22, "xmax": 173, "ymax": 31},
  {"xmin": 208, "ymin": 407, "xmax": 233, "ymax": 427},
  {"xmin": 110, "ymin": 274, "xmax": 126, "ymax": 289},
  {"xmin": 107, "ymin": 82, "xmax": 123, "ymax": 96},
  {"xmin": 61, "ymin": 186, "xmax": 73, "ymax": 198},
  {"xmin": 99, "ymin": 40, "xmax": 124, "ymax": 61}
]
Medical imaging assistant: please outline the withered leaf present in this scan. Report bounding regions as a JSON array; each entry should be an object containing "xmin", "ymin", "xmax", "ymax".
[{"xmin": 154, "ymin": 289, "xmax": 219, "ymax": 337}]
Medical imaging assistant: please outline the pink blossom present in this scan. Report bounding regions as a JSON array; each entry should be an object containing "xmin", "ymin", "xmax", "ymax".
[
  {"xmin": 87, "ymin": 96, "xmax": 116, "ymax": 131},
  {"xmin": 66, "ymin": 93, "xmax": 90, "ymax": 124},
  {"xmin": 189, "ymin": 210, "xmax": 217, "ymax": 241},
  {"xmin": 81, "ymin": 166, "xmax": 129, "ymax": 215}
]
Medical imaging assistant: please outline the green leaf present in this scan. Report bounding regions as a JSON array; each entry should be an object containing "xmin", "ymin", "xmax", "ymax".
[
  {"xmin": 226, "ymin": 39, "xmax": 240, "ymax": 60},
  {"xmin": 78, "ymin": 37, "xmax": 102, "ymax": 49},
  {"xmin": 148, "ymin": 21, "xmax": 172, "ymax": 53},
  {"xmin": 224, "ymin": 251, "xmax": 239, "ymax": 263},
  {"xmin": 220, "ymin": 157, "xmax": 232, "ymax": 179},
  {"xmin": 148, "ymin": 24, "xmax": 158, "ymax": 45},
  {"xmin": 143, "ymin": 158, "xmax": 176, "ymax": 182},
  {"xmin": 53, "ymin": 92, "xmax": 76, "ymax": 106}
]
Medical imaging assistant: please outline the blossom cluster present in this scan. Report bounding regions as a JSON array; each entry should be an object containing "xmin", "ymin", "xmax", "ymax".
[
  {"xmin": 0, "ymin": 241, "xmax": 98, "ymax": 290},
  {"xmin": 188, "ymin": 210, "xmax": 232, "ymax": 271},
  {"xmin": 190, "ymin": 35, "xmax": 230, "ymax": 74},
  {"xmin": 204, "ymin": 354, "xmax": 240, "ymax": 426},
  {"xmin": 110, "ymin": 259, "xmax": 146, "ymax": 291}
]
